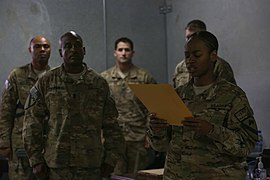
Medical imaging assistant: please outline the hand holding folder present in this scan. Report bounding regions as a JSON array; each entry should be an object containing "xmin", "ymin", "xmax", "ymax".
[{"xmin": 128, "ymin": 84, "xmax": 193, "ymax": 126}]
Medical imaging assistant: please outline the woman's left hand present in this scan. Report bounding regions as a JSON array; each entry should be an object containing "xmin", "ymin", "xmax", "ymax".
[{"xmin": 182, "ymin": 117, "xmax": 213, "ymax": 136}]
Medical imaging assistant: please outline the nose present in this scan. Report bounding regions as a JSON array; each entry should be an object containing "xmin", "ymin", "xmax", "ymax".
[
  {"xmin": 120, "ymin": 50, "xmax": 127, "ymax": 56},
  {"xmin": 186, "ymin": 55, "xmax": 197, "ymax": 64}
]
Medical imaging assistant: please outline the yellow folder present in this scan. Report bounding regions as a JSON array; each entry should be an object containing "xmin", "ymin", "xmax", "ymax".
[{"xmin": 128, "ymin": 84, "xmax": 193, "ymax": 126}]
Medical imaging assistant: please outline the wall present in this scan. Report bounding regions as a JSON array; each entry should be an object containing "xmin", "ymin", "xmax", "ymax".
[
  {"xmin": 166, "ymin": 0, "xmax": 270, "ymax": 147},
  {"xmin": 0, "ymin": 0, "xmax": 104, "ymax": 90},
  {"xmin": 0, "ymin": 0, "xmax": 269, "ymax": 148},
  {"xmin": 0, "ymin": 0, "xmax": 167, "ymax": 94},
  {"xmin": 104, "ymin": 0, "xmax": 167, "ymax": 82}
]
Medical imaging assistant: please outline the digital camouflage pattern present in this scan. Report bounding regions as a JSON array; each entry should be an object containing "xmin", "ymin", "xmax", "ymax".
[
  {"xmin": 48, "ymin": 167, "xmax": 101, "ymax": 179},
  {"xmin": 101, "ymin": 65, "xmax": 156, "ymax": 142},
  {"xmin": 101, "ymin": 65, "xmax": 157, "ymax": 174},
  {"xmin": 173, "ymin": 57, "xmax": 236, "ymax": 88},
  {"xmin": 0, "ymin": 63, "xmax": 49, "ymax": 180},
  {"xmin": 148, "ymin": 79, "xmax": 258, "ymax": 180},
  {"xmin": 23, "ymin": 63, "xmax": 125, "ymax": 173}
]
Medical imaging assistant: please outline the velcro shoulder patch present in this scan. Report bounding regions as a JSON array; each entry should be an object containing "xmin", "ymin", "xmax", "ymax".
[
  {"xmin": 234, "ymin": 106, "xmax": 252, "ymax": 122},
  {"xmin": 5, "ymin": 80, "xmax": 12, "ymax": 90},
  {"xmin": 24, "ymin": 86, "xmax": 41, "ymax": 110}
]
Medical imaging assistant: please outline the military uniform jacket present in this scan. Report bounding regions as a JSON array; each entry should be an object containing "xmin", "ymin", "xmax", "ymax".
[
  {"xmin": 173, "ymin": 57, "xmax": 236, "ymax": 88},
  {"xmin": 23, "ymin": 63, "xmax": 125, "ymax": 168},
  {"xmin": 148, "ymin": 79, "xmax": 257, "ymax": 179},
  {"xmin": 0, "ymin": 63, "xmax": 49, "ymax": 152},
  {"xmin": 101, "ymin": 65, "xmax": 157, "ymax": 141}
]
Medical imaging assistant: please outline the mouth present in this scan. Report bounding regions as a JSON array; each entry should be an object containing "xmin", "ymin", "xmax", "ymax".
[
  {"xmin": 186, "ymin": 65, "xmax": 196, "ymax": 73},
  {"xmin": 120, "ymin": 57, "xmax": 129, "ymax": 61},
  {"xmin": 39, "ymin": 54, "xmax": 47, "ymax": 58},
  {"xmin": 70, "ymin": 55, "xmax": 79, "ymax": 59}
]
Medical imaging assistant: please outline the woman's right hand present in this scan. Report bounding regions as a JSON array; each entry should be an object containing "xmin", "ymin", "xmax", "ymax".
[
  {"xmin": 33, "ymin": 163, "xmax": 49, "ymax": 180},
  {"xmin": 149, "ymin": 113, "xmax": 169, "ymax": 132},
  {"xmin": 0, "ymin": 147, "xmax": 11, "ymax": 159}
]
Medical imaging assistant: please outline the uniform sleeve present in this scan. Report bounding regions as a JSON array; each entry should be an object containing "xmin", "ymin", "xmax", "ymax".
[
  {"xmin": 173, "ymin": 60, "xmax": 190, "ymax": 88},
  {"xmin": 0, "ymin": 74, "xmax": 18, "ymax": 148},
  {"xmin": 147, "ymin": 126, "xmax": 171, "ymax": 152},
  {"xmin": 23, "ymin": 83, "xmax": 48, "ymax": 167},
  {"xmin": 143, "ymin": 69, "xmax": 157, "ymax": 85},
  {"xmin": 214, "ymin": 58, "xmax": 237, "ymax": 85},
  {"xmin": 147, "ymin": 74, "xmax": 157, "ymax": 84},
  {"xmin": 101, "ymin": 87, "xmax": 125, "ymax": 167},
  {"xmin": 207, "ymin": 92, "xmax": 258, "ymax": 157}
]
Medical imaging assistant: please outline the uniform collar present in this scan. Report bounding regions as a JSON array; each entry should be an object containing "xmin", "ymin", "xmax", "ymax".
[
  {"xmin": 180, "ymin": 79, "xmax": 225, "ymax": 100},
  {"xmin": 59, "ymin": 63, "xmax": 88, "ymax": 83},
  {"xmin": 110, "ymin": 65, "xmax": 138, "ymax": 79},
  {"xmin": 28, "ymin": 63, "xmax": 50, "ymax": 81}
]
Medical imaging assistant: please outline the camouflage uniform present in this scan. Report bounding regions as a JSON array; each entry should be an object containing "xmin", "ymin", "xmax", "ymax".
[
  {"xmin": 23, "ymin": 63, "xmax": 125, "ymax": 179},
  {"xmin": 173, "ymin": 57, "xmax": 236, "ymax": 88},
  {"xmin": 101, "ymin": 65, "xmax": 157, "ymax": 175},
  {"xmin": 0, "ymin": 63, "xmax": 49, "ymax": 180},
  {"xmin": 148, "ymin": 78, "xmax": 258, "ymax": 180}
]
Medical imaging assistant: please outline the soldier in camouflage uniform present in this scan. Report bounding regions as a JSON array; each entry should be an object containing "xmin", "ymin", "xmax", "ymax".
[
  {"xmin": 23, "ymin": 31, "xmax": 125, "ymax": 180},
  {"xmin": 173, "ymin": 19, "xmax": 236, "ymax": 88},
  {"xmin": 148, "ymin": 31, "xmax": 258, "ymax": 179},
  {"xmin": 0, "ymin": 36, "xmax": 51, "ymax": 180},
  {"xmin": 101, "ymin": 37, "xmax": 157, "ymax": 176}
]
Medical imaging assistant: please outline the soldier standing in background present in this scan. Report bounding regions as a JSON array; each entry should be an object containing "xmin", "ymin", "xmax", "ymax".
[
  {"xmin": 101, "ymin": 37, "xmax": 157, "ymax": 176},
  {"xmin": 23, "ymin": 31, "xmax": 125, "ymax": 179},
  {"xmin": 148, "ymin": 31, "xmax": 258, "ymax": 179},
  {"xmin": 173, "ymin": 19, "xmax": 236, "ymax": 88},
  {"xmin": 0, "ymin": 36, "xmax": 51, "ymax": 179}
]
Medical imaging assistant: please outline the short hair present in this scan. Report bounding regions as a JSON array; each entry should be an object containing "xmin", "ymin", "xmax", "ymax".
[
  {"xmin": 29, "ymin": 37, "xmax": 35, "ymax": 48},
  {"xmin": 186, "ymin": 19, "xmax": 207, "ymax": 31},
  {"xmin": 188, "ymin": 31, "xmax": 219, "ymax": 52},
  {"xmin": 59, "ymin": 31, "xmax": 83, "ymax": 46},
  {"xmin": 114, "ymin": 37, "xmax": 134, "ymax": 50},
  {"xmin": 29, "ymin": 36, "xmax": 50, "ymax": 48}
]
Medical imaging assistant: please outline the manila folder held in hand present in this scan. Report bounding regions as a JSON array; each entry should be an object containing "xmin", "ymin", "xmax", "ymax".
[{"xmin": 128, "ymin": 84, "xmax": 193, "ymax": 126}]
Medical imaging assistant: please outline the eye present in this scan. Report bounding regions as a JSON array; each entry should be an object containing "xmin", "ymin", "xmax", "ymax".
[
  {"xmin": 43, "ymin": 44, "xmax": 50, "ymax": 49},
  {"xmin": 33, "ymin": 44, "xmax": 41, "ymax": 49},
  {"xmin": 124, "ymin": 48, "xmax": 131, "ymax": 52},
  {"xmin": 194, "ymin": 52, "xmax": 202, "ymax": 58},
  {"xmin": 74, "ymin": 42, "xmax": 82, "ymax": 48},
  {"xmin": 117, "ymin": 48, "xmax": 131, "ymax": 52},
  {"xmin": 64, "ymin": 43, "xmax": 72, "ymax": 49},
  {"xmin": 184, "ymin": 52, "xmax": 190, "ymax": 59}
]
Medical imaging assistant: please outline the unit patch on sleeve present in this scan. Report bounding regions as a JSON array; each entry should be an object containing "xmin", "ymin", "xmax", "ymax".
[
  {"xmin": 234, "ymin": 106, "xmax": 251, "ymax": 122},
  {"xmin": 5, "ymin": 80, "xmax": 12, "ymax": 90},
  {"xmin": 24, "ymin": 86, "xmax": 41, "ymax": 110}
]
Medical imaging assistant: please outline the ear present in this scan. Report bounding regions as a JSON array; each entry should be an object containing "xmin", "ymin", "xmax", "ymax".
[
  {"xmin": 59, "ymin": 49, "xmax": 63, "ymax": 57},
  {"xmin": 210, "ymin": 50, "xmax": 218, "ymax": 63},
  {"xmin": 83, "ymin": 47, "xmax": 86, "ymax": 55},
  {"xmin": 28, "ymin": 47, "xmax": 31, "ymax": 53}
]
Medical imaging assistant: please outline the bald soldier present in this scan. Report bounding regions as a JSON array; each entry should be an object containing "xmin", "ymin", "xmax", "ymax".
[
  {"xmin": 0, "ymin": 36, "xmax": 51, "ymax": 179},
  {"xmin": 23, "ymin": 31, "xmax": 125, "ymax": 179}
]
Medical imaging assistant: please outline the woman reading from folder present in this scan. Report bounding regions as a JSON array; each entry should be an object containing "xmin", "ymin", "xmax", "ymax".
[{"xmin": 147, "ymin": 31, "xmax": 258, "ymax": 179}]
